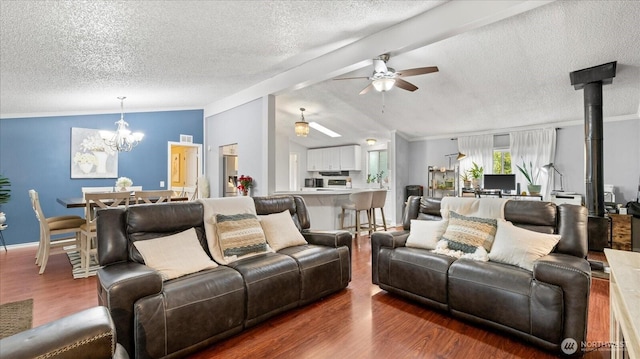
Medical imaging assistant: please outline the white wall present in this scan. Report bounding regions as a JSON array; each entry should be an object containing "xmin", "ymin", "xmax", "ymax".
[
  {"xmin": 405, "ymin": 118, "xmax": 639, "ymax": 204},
  {"xmin": 204, "ymin": 96, "xmax": 275, "ymax": 197},
  {"xmin": 391, "ymin": 131, "xmax": 410, "ymax": 224},
  {"xmin": 557, "ymin": 118, "xmax": 639, "ymax": 203}
]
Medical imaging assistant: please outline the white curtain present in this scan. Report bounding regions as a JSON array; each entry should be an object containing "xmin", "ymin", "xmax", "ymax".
[
  {"xmin": 458, "ymin": 135, "xmax": 494, "ymax": 186},
  {"xmin": 509, "ymin": 129, "xmax": 556, "ymax": 199}
]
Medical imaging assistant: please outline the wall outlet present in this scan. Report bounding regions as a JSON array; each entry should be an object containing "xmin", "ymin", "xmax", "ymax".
[{"xmin": 160, "ymin": 181, "xmax": 165, "ymax": 187}]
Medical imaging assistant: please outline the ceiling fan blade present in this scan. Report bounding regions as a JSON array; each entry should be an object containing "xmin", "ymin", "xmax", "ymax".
[
  {"xmin": 394, "ymin": 78, "xmax": 418, "ymax": 92},
  {"xmin": 373, "ymin": 58, "xmax": 388, "ymax": 73},
  {"xmin": 397, "ymin": 66, "xmax": 439, "ymax": 77},
  {"xmin": 359, "ymin": 83, "xmax": 374, "ymax": 95},
  {"xmin": 334, "ymin": 76, "xmax": 369, "ymax": 80}
]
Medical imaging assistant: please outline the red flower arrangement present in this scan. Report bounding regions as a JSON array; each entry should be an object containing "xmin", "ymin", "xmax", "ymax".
[{"xmin": 237, "ymin": 175, "xmax": 253, "ymax": 196}]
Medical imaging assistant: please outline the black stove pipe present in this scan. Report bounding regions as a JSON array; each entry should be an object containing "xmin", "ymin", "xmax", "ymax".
[
  {"xmin": 583, "ymin": 82, "xmax": 604, "ymax": 217},
  {"xmin": 570, "ymin": 62, "xmax": 617, "ymax": 217}
]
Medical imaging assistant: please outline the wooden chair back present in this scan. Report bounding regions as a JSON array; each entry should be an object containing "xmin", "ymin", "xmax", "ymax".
[{"xmin": 135, "ymin": 190, "xmax": 174, "ymax": 204}]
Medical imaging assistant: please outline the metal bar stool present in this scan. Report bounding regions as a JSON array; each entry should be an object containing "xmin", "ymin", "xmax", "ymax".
[{"xmin": 340, "ymin": 191, "xmax": 373, "ymax": 238}]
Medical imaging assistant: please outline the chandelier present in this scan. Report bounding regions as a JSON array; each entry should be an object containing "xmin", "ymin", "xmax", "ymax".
[
  {"xmin": 295, "ymin": 107, "xmax": 309, "ymax": 137},
  {"xmin": 100, "ymin": 97, "xmax": 144, "ymax": 152}
]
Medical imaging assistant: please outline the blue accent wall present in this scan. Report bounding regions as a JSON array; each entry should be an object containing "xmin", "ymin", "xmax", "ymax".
[{"xmin": 0, "ymin": 109, "xmax": 203, "ymax": 245}]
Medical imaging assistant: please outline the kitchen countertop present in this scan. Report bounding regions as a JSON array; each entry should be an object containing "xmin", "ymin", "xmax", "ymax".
[{"xmin": 274, "ymin": 188, "xmax": 387, "ymax": 195}]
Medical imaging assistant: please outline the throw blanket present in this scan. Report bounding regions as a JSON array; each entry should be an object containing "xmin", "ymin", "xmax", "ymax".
[{"xmin": 440, "ymin": 197, "xmax": 509, "ymax": 220}]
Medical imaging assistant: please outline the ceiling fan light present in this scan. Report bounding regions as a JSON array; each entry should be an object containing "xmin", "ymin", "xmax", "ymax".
[{"xmin": 372, "ymin": 78, "xmax": 395, "ymax": 92}]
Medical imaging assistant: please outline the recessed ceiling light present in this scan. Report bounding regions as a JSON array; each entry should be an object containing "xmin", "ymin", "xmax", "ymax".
[{"xmin": 309, "ymin": 122, "xmax": 341, "ymax": 138}]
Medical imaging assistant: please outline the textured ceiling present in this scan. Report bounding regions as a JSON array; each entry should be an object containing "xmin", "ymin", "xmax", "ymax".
[{"xmin": 2, "ymin": 1, "xmax": 639, "ymax": 147}]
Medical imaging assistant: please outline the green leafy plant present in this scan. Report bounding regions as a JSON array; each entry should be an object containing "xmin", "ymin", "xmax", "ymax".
[
  {"xmin": 460, "ymin": 171, "xmax": 471, "ymax": 181},
  {"xmin": 469, "ymin": 162, "xmax": 484, "ymax": 179},
  {"xmin": 516, "ymin": 160, "xmax": 540, "ymax": 185},
  {"xmin": 0, "ymin": 175, "xmax": 11, "ymax": 205}
]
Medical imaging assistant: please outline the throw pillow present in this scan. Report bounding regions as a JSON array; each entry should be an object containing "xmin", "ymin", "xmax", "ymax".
[
  {"xmin": 488, "ymin": 219, "xmax": 561, "ymax": 271},
  {"xmin": 441, "ymin": 211, "xmax": 498, "ymax": 252},
  {"xmin": 259, "ymin": 210, "xmax": 307, "ymax": 251},
  {"xmin": 133, "ymin": 227, "xmax": 218, "ymax": 281},
  {"xmin": 405, "ymin": 219, "xmax": 447, "ymax": 250},
  {"xmin": 215, "ymin": 213, "xmax": 269, "ymax": 261}
]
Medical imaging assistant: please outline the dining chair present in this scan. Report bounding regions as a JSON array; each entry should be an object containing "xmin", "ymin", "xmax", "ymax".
[
  {"xmin": 29, "ymin": 189, "xmax": 85, "ymax": 274},
  {"xmin": 369, "ymin": 189, "xmax": 388, "ymax": 232},
  {"xmin": 134, "ymin": 190, "xmax": 174, "ymax": 204},
  {"xmin": 340, "ymin": 190, "xmax": 373, "ymax": 238},
  {"xmin": 79, "ymin": 192, "xmax": 131, "ymax": 278}
]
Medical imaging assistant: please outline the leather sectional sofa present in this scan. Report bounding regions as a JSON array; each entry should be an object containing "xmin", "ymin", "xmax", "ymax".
[
  {"xmin": 371, "ymin": 196, "xmax": 591, "ymax": 354},
  {"xmin": 95, "ymin": 195, "xmax": 352, "ymax": 359}
]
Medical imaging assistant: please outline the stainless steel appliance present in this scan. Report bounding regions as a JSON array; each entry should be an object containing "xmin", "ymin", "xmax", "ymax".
[
  {"xmin": 304, "ymin": 178, "xmax": 324, "ymax": 188},
  {"xmin": 327, "ymin": 179, "xmax": 347, "ymax": 189}
]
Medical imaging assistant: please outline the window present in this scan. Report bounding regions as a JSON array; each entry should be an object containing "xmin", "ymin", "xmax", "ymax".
[
  {"xmin": 368, "ymin": 150, "xmax": 388, "ymax": 182},
  {"xmin": 493, "ymin": 149, "xmax": 512, "ymax": 174}
]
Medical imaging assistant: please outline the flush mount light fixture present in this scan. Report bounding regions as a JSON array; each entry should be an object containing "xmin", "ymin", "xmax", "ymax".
[
  {"xmin": 294, "ymin": 107, "xmax": 309, "ymax": 137},
  {"xmin": 366, "ymin": 138, "xmax": 377, "ymax": 146},
  {"xmin": 99, "ymin": 97, "xmax": 144, "ymax": 152},
  {"xmin": 309, "ymin": 122, "xmax": 341, "ymax": 138}
]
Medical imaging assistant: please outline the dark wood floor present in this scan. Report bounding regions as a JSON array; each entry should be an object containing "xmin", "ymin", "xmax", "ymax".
[{"xmin": 0, "ymin": 237, "xmax": 611, "ymax": 358}]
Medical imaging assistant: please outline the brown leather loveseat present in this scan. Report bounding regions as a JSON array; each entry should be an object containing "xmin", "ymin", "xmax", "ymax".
[
  {"xmin": 96, "ymin": 195, "xmax": 351, "ymax": 359},
  {"xmin": 371, "ymin": 196, "xmax": 590, "ymax": 354}
]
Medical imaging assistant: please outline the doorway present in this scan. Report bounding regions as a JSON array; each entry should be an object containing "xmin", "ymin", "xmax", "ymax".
[
  {"xmin": 167, "ymin": 142, "xmax": 203, "ymax": 199},
  {"xmin": 222, "ymin": 144, "xmax": 238, "ymax": 197}
]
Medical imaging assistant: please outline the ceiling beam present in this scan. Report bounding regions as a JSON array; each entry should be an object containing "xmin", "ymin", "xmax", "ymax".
[{"xmin": 204, "ymin": 0, "xmax": 554, "ymax": 118}]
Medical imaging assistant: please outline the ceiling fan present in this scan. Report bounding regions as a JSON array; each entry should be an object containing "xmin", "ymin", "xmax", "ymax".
[{"xmin": 335, "ymin": 53, "xmax": 438, "ymax": 95}]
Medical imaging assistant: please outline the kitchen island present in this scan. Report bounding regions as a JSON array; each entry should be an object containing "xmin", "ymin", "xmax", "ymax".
[{"xmin": 273, "ymin": 188, "xmax": 381, "ymax": 230}]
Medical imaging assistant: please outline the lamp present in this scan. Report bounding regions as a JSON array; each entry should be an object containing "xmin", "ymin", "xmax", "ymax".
[
  {"xmin": 366, "ymin": 138, "xmax": 376, "ymax": 146},
  {"xmin": 445, "ymin": 152, "xmax": 466, "ymax": 169},
  {"xmin": 542, "ymin": 163, "xmax": 564, "ymax": 192},
  {"xmin": 99, "ymin": 97, "xmax": 144, "ymax": 152},
  {"xmin": 372, "ymin": 78, "xmax": 395, "ymax": 92},
  {"xmin": 294, "ymin": 107, "xmax": 309, "ymax": 137}
]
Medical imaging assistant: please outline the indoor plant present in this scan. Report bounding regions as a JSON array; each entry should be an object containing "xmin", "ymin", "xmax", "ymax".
[
  {"xmin": 460, "ymin": 171, "xmax": 472, "ymax": 189},
  {"xmin": 0, "ymin": 175, "xmax": 11, "ymax": 225},
  {"xmin": 469, "ymin": 162, "xmax": 483, "ymax": 188},
  {"xmin": 237, "ymin": 175, "xmax": 253, "ymax": 196},
  {"xmin": 516, "ymin": 160, "xmax": 541, "ymax": 195}
]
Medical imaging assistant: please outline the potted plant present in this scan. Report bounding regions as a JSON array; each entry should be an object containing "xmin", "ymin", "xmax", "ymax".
[
  {"xmin": 516, "ymin": 160, "xmax": 541, "ymax": 195},
  {"xmin": 0, "ymin": 175, "xmax": 11, "ymax": 225},
  {"xmin": 469, "ymin": 162, "xmax": 483, "ymax": 188},
  {"xmin": 460, "ymin": 171, "xmax": 472, "ymax": 189}
]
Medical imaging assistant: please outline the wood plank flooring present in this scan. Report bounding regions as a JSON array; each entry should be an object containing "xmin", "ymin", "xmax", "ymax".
[{"xmin": 0, "ymin": 238, "xmax": 611, "ymax": 358}]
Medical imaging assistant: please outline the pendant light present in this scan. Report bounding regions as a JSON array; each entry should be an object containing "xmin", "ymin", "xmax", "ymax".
[{"xmin": 295, "ymin": 107, "xmax": 309, "ymax": 137}]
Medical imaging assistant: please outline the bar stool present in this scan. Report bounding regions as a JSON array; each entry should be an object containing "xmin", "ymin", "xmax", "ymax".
[
  {"xmin": 340, "ymin": 191, "xmax": 373, "ymax": 238},
  {"xmin": 370, "ymin": 189, "xmax": 388, "ymax": 232}
]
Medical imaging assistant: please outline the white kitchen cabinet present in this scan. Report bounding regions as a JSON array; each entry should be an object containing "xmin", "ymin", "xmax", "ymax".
[
  {"xmin": 340, "ymin": 145, "xmax": 361, "ymax": 171},
  {"xmin": 307, "ymin": 145, "xmax": 361, "ymax": 171},
  {"xmin": 322, "ymin": 147, "xmax": 341, "ymax": 171},
  {"xmin": 307, "ymin": 148, "xmax": 323, "ymax": 171}
]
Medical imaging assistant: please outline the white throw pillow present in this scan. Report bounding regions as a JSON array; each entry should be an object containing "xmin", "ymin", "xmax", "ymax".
[
  {"xmin": 259, "ymin": 210, "xmax": 307, "ymax": 251},
  {"xmin": 133, "ymin": 227, "xmax": 218, "ymax": 281},
  {"xmin": 488, "ymin": 219, "xmax": 561, "ymax": 271},
  {"xmin": 405, "ymin": 219, "xmax": 447, "ymax": 250}
]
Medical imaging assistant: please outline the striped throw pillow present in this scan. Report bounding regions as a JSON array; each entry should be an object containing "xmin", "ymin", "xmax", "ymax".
[
  {"xmin": 441, "ymin": 211, "xmax": 498, "ymax": 253},
  {"xmin": 215, "ymin": 213, "xmax": 268, "ymax": 258}
]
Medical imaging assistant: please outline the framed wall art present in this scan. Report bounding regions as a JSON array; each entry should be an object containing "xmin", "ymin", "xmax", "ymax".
[{"xmin": 71, "ymin": 127, "xmax": 118, "ymax": 178}]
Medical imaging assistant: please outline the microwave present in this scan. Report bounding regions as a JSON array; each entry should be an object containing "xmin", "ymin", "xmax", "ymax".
[{"xmin": 304, "ymin": 178, "xmax": 324, "ymax": 187}]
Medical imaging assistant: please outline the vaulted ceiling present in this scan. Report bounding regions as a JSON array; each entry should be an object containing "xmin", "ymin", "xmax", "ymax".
[{"xmin": 2, "ymin": 1, "xmax": 639, "ymax": 148}]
